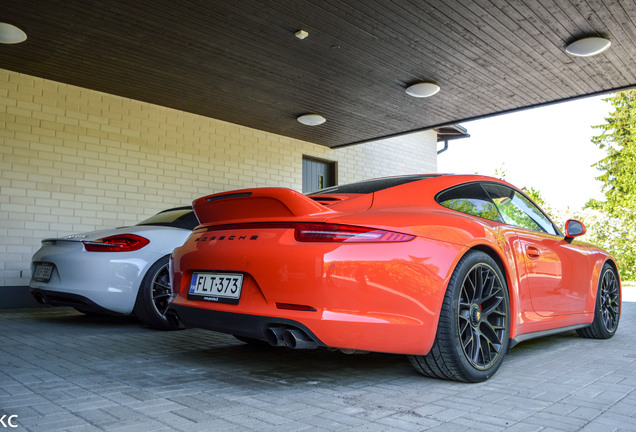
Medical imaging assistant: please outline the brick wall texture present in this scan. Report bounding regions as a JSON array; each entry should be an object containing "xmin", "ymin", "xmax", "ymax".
[{"xmin": 0, "ymin": 69, "xmax": 437, "ymax": 287}]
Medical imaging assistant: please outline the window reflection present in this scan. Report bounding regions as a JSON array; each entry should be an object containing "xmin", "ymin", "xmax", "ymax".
[
  {"xmin": 437, "ymin": 183, "xmax": 503, "ymax": 223},
  {"xmin": 436, "ymin": 182, "xmax": 558, "ymax": 236},
  {"xmin": 482, "ymin": 184, "xmax": 557, "ymax": 235}
]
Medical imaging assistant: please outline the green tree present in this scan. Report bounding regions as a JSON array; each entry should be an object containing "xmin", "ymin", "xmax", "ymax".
[
  {"xmin": 572, "ymin": 209, "xmax": 636, "ymax": 281},
  {"xmin": 590, "ymin": 90, "xmax": 636, "ymax": 213},
  {"xmin": 586, "ymin": 90, "xmax": 636, "ymax": 280}
]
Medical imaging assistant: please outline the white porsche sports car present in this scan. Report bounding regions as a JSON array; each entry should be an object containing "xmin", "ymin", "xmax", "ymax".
[{"xmin": 29, "ymin": 207, "xmax": 198, "ymax": 329}]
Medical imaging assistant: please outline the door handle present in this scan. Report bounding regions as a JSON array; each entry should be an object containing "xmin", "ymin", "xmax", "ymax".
[{"xmin": 526, "ymin": 245, "xmax": 541, "ymax": 259}]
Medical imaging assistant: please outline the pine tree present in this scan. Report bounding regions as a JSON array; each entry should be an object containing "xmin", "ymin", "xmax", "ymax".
[
  {"xmin": 585, "ymin": 90, "xmax": 636, "ymax": 280},
  {"xmin": 590, "ymin": 90, "xmax": 636, "ymax": 213}
]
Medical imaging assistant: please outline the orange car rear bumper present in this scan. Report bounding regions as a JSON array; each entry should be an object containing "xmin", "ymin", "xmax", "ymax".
[{"xmin": 169, "ymin": 227, "xmax": 465, "ymax": 355}]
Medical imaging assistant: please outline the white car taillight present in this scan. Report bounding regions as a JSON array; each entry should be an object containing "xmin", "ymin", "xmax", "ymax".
[{"xmin": 82, "ymin": 234, "xmax": 150, "ymax": 252}]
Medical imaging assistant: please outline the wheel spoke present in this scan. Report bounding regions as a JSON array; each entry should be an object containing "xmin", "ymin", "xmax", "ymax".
[
  {"xmin": 153, "ymin": 281, "xmax": 171, "ymax": 290},
  {"xmin": 475, "ymin": 268, "xmax": 485, "ymax": 302},
  {"xmin": 479, "ymin": 332, "xmax": 493, "ymax": 364},
  {"xmin": 150, "ymin": 265, "xmax": 171, "ymax": 314},
  {"xmin": 480, "ymin": 321, "xmax": 503, "ymax": 347},
  {"xmin": 464, "ymin": 273, "xmax": 476, "ymax": 303},
  {"xmin": 481, "ymin": 270, "xmax": 495, "ymax": 300},
  {"xmin": 481, "ymin": 293, "xmax": 503, "ymax": 315},
  {"xmin": 461, "ymin": 329, "xmax": 473, "ymax": 351},
  {"xmin": 598, "ymin": 268, "xmax": 620, "ymax": 332},
  {"xmin": 470, "ymin": 331, "xmax": 481, "ymax": 363},
  {"xmin": 462, "ymin": 329, "xmax": 480, "ymax": 366},
  {"xmin": 458, "ymin": 262, "xmax": 508, "ymax": 370},
  {"xmin": 152, "ymin": 283, "xmax": 171, "ymax": 294}
]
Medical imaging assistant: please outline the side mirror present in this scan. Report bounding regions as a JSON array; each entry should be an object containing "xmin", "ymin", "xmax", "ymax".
[{"xmin": 564, "ymin": 219, "xmax": 586, "ymax": 241}]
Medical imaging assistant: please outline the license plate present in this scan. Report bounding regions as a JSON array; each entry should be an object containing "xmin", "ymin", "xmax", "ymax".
[
  {"xmin": 188, "ymin": 272, "xmax": 243, "ymax": 304},
  {"xmin": 33, "ymin": 262, "xmax": 54, "ymax": 282}
]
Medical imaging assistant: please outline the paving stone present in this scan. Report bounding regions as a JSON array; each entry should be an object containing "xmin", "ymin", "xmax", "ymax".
[
  {"xmin": 523, "ymin": 411, "xmax": 590, "ymax": 431},
  {"xmin": 425, "ymin": 423, "xmax": 484, "ymax": 432},
  {"xmin": 73, "ymin": 407, "xmax": 120, "ymax": 426},
  {"xmin": 0, "ymin": 303, "xmax": 635, "ymax": 431},
  {"xmin": 426, "ymin": 406, "xmax": 467, "ymax": 422},
  {"xmin": 499, "ymin": 422, "xmax": 544, "ymax": 432},
  {"xmin": 375, "ymin": 415, "xmax": 429, "ymax": 431},
  {"xmin": 592, "ymin": 411, "xmax": 636, "ymax": 431}
]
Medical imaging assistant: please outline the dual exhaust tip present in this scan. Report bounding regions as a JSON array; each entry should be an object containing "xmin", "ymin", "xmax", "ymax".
[
  {"xmin": 265, "ymin": 326, "xmax": 318, "ymax": 350},
  {"xmin": 162, "ymin": 309, "xmax": 318, "ymax": 350}
]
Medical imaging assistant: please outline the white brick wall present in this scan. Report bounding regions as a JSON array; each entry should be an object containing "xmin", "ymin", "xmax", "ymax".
[{"xmin": 0, "ymin": 69, "xmax": 437, "ymax": 287}]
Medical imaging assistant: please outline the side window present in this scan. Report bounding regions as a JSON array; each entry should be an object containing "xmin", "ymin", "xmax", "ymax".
[
  {"xmin": 482, "ymin": 183, "xmax": 557, "ymax": 235},
  {"xmin": 436, "ymin": 183, "xmax": 503, "ymax": 223}
]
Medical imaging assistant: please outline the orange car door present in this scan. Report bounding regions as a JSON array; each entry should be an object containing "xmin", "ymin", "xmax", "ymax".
[
  {"xmin": 481, "ymin": 182, "xmax": 591, "ymax": 318},
  {"xmin": 515, "ymin": 229, "xmax": 590, "ymax": 316}
]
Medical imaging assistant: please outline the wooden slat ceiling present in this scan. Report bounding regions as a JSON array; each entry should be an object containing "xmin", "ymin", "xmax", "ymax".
[{"xmin": 1, "ymin": 0, "xmax": 634, "ymax": 148}]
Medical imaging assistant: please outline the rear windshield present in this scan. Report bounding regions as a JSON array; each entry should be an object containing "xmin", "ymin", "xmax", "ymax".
[
  {"xmin": 308, "ymin": 175, "xmax": 439, "ymax": 195},
  {"xmin": 136, "ymin": 207, "xmax": 199, "ymax": 230}
]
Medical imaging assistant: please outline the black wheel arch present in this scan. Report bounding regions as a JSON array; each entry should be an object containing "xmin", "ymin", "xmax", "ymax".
[
  {"xmin": 134, "ymin": 253, "xmax": 172, "ymax": 303},
  {"xmin": 410, "ymin": 247, "xmax": 512, "ymax": 381},
  {"xmin": 466, "ymin": 245, "xmax": 513, "ymax": 298},
  {"xmin": 589, "ymin": 258, "xmax": 621, "ymax": 310},
  {"xmin": 604, "ymin": 258, "xmax": 621, "ymax": 298},
  {"xmin": 604, "ymin": 259, "xmax": 620, "ymax": 279},
  {"xmin": 462, "ymin": 244, "xmax": 517, "ymax": 339},
  {"xmin": 133, "ymin": 253, "xmax": 180, "ymax": 330}
]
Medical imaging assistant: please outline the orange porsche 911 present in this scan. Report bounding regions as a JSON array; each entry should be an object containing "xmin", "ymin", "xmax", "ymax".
[{"xmin": 167, "ymin": 174, "xmax": 621, "ymax": 382}]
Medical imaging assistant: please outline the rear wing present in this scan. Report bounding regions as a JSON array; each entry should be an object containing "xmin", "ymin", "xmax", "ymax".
[{"xmin": 193, "ymin": 188, "xmax": 338, "ymax": 225}]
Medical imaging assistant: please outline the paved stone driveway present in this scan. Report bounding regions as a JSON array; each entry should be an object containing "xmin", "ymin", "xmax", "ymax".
[{"xmin": 1, "ymin": 298, "xmax": 635, "ymax": 431}]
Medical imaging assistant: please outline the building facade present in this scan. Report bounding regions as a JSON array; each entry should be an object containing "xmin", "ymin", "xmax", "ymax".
[{"xmin": 0, "ymin": 69, "xmax": 438, "ymax": 305}]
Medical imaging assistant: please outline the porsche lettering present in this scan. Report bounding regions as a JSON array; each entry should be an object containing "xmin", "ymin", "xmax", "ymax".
[{"xmin": 195, "ymin": 234, "xmax": 259, "ymax": 241}]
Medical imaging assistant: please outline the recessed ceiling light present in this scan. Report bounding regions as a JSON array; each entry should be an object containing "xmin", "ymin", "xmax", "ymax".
[
  {"xmin": 566, "ymin": 37, "xmax": 611, "ymax": 57},
  {"xmin": 0, "ymin": 22, "xmax": 27, "ymax": 44},
  {"xmin": 295, "ymin": 29, "xmax": 309, "ymax": 40},
  {"xmin": 297, "ymin": 114, "xmax": 326, "ymax": 126},
  {"xmin": 405, "ymin": 82, "xmax": 440, "ymax": 98}
]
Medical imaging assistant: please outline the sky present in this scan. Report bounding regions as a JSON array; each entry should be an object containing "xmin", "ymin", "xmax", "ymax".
[{"xmin": 437, "ymin": 94, "xmax": 613, "ymax": 211}]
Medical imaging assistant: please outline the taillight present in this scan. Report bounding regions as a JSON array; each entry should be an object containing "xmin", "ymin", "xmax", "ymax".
[
  {"xmin": 276, "ymin": 303, "xmax": 317, "ymax": 312},
  {"xmin": 82, "ymin": 234, "xmax": 150, "ymax": 252},
  {"xmin": 294, "ymin": 223, "xmax": 414, "ymax": 243}
]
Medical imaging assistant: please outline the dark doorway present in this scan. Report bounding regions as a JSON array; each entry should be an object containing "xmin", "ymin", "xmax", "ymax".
[{"xmin": 302, "ymin": 156, "xmax": 336, "ymax": 193}]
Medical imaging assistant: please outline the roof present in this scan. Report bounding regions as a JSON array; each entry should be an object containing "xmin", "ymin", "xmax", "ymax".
[{"xmin": 1, "ymin": 0, "xmax": 634, "ymax": 148}]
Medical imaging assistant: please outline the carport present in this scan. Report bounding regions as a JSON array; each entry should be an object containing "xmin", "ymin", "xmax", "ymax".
[
  {"xmin": 1, "ymin": 1, "xmax": 635, "ymax": 301},
  {"xmin": 1, "ymin": 1, "xmax": 636, "ymax": 430}
]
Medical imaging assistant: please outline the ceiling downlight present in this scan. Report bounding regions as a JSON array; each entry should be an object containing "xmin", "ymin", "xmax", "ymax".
[
  {"xmin": 297, "ymin": 114, "xmax": 326, "ymax": 126},
  {"xmin": 0, "ymin": 22, "xmax": 27, "ymax": 44},
  {"xmin": 566, "ymin": 37, "xmax": 611, "ymax": 57},
  {"xmin": 405, "ymin": 82, "xmax": 440, "ymax": 98}
]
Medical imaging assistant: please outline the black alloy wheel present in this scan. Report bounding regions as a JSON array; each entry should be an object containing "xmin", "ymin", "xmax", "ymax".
[
  {"xmin": 135, "ymin": 255, "xmax": 181, "ymax": 330},
  {"xmin": 151, "ymin": 263, "xmax": 171, "ymax": 315},
  {"xmin": 457, "ymin": 262, "xmax": 508, "ymax": 371},
  {"xmin": 409, "ymin": 250, "xmax": 510, "ymax": 382},
  {"xmin": 577, "ymin": 263, "xmax": 621, "ymax": 339}
]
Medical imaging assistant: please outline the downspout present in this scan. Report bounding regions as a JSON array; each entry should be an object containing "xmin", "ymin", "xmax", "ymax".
[{"xmin": 437, "ymin": 140, "xmax": 449, "ymax": 155}]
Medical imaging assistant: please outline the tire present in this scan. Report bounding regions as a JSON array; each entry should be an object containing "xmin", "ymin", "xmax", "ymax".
[
  {"xmin": 576, "ymin": 263, "xmax": 620, "ymax": 339},
  {"xmin": 134, "ymin": 255, "xmax": 181, "ymax": 330},
  {"xmin": 409, "ymin": 250, "xmax": 510, "ymax": 382}
]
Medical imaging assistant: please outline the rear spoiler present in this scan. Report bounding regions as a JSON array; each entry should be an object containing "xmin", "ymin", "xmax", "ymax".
[{"xmin": 192, "ymin": 188, "xmax": 338, "ymax": 225}]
